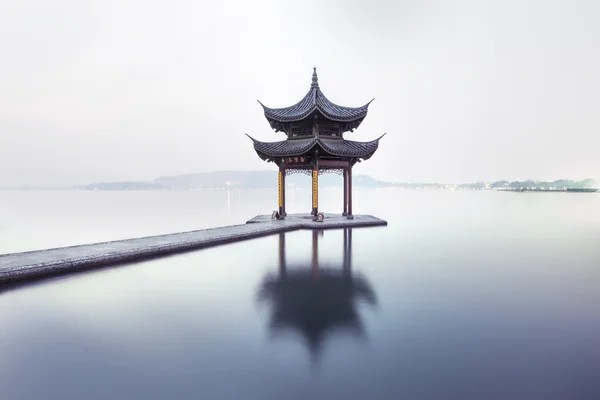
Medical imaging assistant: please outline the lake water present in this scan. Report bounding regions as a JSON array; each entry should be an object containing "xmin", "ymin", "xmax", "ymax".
[{"xmin": 1, "ymin": 189, "xmax": 600, "ymax": 399}]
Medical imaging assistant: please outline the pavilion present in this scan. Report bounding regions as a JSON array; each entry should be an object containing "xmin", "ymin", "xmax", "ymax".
[{"xmin": 247, "ymin": 68, "xmax": 385, "ymax": 220}]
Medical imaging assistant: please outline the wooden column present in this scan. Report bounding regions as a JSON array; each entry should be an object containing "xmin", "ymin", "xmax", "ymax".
[
  {"xmin": 342, "ymin": 166, "xmax": 348, "ymax": 216},
  {"xmin": 312, "ymin": 157, "xmax": 319, "ymax": 217},
  {"xmin": 281, "ymin": 168, "xmax": 287, "ymax": 216},
  {"xmin": 347, "ymin": 165, "xmax": 354, "ymax": 219},
  {"xmin": 278, "ymin": 166, "xmax": 285, "ymax": 218}
]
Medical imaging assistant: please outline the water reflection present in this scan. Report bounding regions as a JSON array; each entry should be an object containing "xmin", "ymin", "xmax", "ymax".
[{"xmin": 258, "ymin": 229, "xmax": 377, "ymax": 360}]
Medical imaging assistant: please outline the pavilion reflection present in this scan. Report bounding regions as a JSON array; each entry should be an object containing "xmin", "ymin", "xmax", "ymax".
[{"xmin": 257, "ymin": 229, "xmax": 377, "ymax": 360}]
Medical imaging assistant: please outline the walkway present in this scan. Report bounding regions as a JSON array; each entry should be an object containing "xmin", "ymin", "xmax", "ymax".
[{"xmin": 0, "ymin": 214, "xmax": 386, "ymax": 283}]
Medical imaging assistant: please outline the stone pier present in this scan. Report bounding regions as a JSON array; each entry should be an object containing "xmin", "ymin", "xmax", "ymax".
[{"xmin": 0, "ymin": 214, "xmax": 386, "ymax": 284}]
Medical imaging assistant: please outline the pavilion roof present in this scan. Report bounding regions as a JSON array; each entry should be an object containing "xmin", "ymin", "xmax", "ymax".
[
  {"xmin": 258, "ymin": 68, "xmax": 374, "ymax": 124},
  {"xmin": 246, "ymin": 134, "xmax": 385, "ymax": 161}
]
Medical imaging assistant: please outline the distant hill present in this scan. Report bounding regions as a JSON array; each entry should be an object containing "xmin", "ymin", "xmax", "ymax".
[
  {"xmin": 154, "ymin": 171, "xmax": 276, "ymax": 189},
  {"xmin": 77, "ymin": 171, "xmax": 395, "ymax": 191},
  {"xmin": 153, "ymin": 171, "xmax": 393, "ymax": 190},
  {"xmin": 82, "ymin": 181, "xmax": 166, "ymax": 191},
  {"xmin": 3, "ymin": 172, "xmax": 597, "ymax": 191}
]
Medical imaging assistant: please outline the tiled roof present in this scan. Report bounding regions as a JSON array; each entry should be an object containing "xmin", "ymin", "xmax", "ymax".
[
  {"xmin": 258, "ymin": 68, "xmax": 373, "ymax": 123},
  {"xmin": 318, "ymin": 136, "xmax": 383, "ymax": 159},
  {"xmin": 246, "ymin": 134, "xmax": 385, "ymax": 160},
  {"xmin": 249, "ymin": 136, "xmax": 318, "ymax": 157}
]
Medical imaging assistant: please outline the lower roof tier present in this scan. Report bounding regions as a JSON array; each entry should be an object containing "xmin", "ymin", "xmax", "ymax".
[{"xmin": 246, "ymin": 134, "xmax": 385, "ymax": 162}]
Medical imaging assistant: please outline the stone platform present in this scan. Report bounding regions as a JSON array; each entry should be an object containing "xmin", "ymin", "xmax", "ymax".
[
  {"xmin": 0, "ymin": 214, "xmax": 386, "ymax": 284},
  {"xmin": 246, "ymin": 213, "xmax": 386, "ymax": 228}
]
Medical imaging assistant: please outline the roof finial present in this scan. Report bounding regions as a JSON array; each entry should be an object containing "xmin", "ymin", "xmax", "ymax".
[{"xmin": 311, "ymin": 67, "xmax": 319, "ymax": 89}]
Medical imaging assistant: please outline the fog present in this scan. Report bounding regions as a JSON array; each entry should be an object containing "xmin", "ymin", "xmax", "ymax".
[{"xmin": 0, "ymin": 0, "xmax": 598, "ymax": 186}]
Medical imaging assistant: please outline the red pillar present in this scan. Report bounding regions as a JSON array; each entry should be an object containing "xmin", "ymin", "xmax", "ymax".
[
  {"xmin": 342, "ymin": 166, "xmax": 348, "ymax": 216},
  {"xmin": 282, "ymin": 168, "xmax": 287, "ymax": 216},
  {"xmin": 347, "ymin": 166, "xmax": 354, "ymax": 219},
  {"xmin": 278, "ymin": 166, "xmax": 285, "ymax": 218},
  {"xmin": 312, "ymin": 159, "xmax": 319, "ymax": 217}
]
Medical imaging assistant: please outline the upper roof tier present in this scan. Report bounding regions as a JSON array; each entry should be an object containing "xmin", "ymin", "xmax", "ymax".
[{"xmin": 258, "ymin": 68, "xmax": 374, "ymax": 132}]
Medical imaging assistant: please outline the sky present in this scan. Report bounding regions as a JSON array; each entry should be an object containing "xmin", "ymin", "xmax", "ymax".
[{"xmin": 0, "ymin": 0, "xmax": 598, "ymax": 186}]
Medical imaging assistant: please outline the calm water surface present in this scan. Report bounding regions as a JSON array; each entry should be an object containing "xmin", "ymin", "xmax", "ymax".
[{"xmin": 1, "ymin": 189, "xmax": 600, "ymax": 399}]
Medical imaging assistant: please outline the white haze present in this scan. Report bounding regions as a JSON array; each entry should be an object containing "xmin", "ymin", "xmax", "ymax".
[{"xmin": 0, "ymin": 0, "xmax": 598, "ymax": 186}]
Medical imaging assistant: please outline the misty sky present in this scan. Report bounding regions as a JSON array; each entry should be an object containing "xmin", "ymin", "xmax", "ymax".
[{"xmin": 0, "ymin": 0, "xmax": 598, "ymax": 186}]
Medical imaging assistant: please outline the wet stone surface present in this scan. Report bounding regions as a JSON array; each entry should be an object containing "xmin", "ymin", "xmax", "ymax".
[{"xmin": 0, "ymin": 214, "xmax": 386, "ymax": 284}]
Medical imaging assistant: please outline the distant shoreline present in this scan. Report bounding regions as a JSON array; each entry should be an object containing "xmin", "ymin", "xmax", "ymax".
[
  {"xmin": 492, "ymin": 188, "xmax": 598, "ymax": 193},
  {"xmin": 1, "ymin": 187, "xmax": 597, "ymax": 193},
  {"xmin": 1, "ymin": 171, "xmax": 597, "ymax": 192}
]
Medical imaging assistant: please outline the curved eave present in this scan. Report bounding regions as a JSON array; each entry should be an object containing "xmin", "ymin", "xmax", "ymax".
[
  {"xmin": 259, "ymin": 88, "xmax": 373, "ymax": 123},
  {"xmin": 318, "ymin": 134, "xmax": 385, "ymax": 159},
  {"xmin": 246, "ymin": 134, "xmax": 317, "ymax": 160},
  {"xmin": 258, "ymin": 88, "xmax": 315, "ymax": 123},
  {"xmin": 315, "ymin": 91, "xmax": 372, "ymax": 122},
  {"xmin": 246, "ymin": 133, "xmax": 385, "ymax": 160}
]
